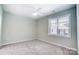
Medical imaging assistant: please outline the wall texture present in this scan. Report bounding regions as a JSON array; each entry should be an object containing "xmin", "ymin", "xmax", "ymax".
[
  {"xmin": 2, "ymin": 11, "xmax": 37, "ymax": 45},
  {"xmin": 37, "ymin": 7, "xmax": 77, "ymax": 51}
]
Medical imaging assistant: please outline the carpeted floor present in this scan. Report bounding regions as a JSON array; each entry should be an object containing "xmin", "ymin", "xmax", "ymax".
[{"xmin": 0, "ymin": 39, "xmax": 77, "ymax": 55}]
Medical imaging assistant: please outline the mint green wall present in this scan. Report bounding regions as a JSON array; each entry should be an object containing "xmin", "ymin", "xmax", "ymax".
[
  {"xmin": 37, "ymin": 7, "xmax": 77, "ymax": 51},
  {"xmin": 0, "ymin": 5, "xmax": 2, "ymax": 15},
  {"xmin": 2, "ymin": 11, "xmax": 37, "ymax": 45}
]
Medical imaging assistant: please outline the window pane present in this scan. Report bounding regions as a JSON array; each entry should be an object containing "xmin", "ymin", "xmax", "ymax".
[
  {"xmin": 58, "ymin": 14, "xmax": 70, "ymax": 37},
  {"xmin": 49, "ymin": 18, "xmax": 57, "ymax": 35}
]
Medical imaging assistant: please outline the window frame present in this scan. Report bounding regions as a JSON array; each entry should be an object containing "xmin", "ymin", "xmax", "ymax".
[{"xmin": 48, "ymin": 13, "xmax": 71, "ymax": 38}]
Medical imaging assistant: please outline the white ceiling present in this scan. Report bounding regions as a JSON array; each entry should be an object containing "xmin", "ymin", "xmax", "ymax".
[{"xmin": 2, "ymin": 4, "xmax": 75, "ymax": 19}]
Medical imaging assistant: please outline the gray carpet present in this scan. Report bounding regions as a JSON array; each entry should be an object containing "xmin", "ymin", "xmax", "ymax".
[{"xmin": 0, "ymin": 39, "xmax": 77, "ymax": 55}]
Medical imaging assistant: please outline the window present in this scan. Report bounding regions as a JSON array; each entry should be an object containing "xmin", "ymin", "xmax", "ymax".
[
  {"xmin": 49, "ymin": 18, "xmax": 57, "ymax": 35},
  {"xmin": 48, "ymin": 14, "xmax": 71, "ymax": 38}
]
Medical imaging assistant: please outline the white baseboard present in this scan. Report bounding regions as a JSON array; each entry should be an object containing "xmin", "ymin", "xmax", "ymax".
[
  {"xmin": 1, "ymin": 39, "xmax": 34, "ymax": 46},
  {"xmin": 38, "ymin": 39, "xmax": 77, "ymax": 52}
]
